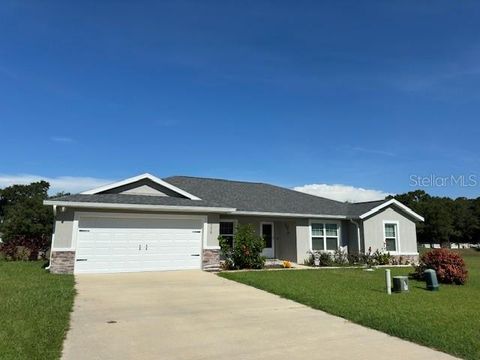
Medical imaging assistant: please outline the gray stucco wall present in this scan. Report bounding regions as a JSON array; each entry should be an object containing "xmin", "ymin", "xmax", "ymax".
[
  {"xmin": 206, "ymin": 213, "xmax": 220, "ymax": 248},
  {"xmin": 53, "ymin": 208, "xmax": 75, "ymax": 248},
  {"xmin": 362, "ymin": 206, "xmax": 418, "ymax": 254},
  {"xmin": 340, "ymin": 220, "xmax": 350, "ymax": 249},
  {"xmin": 274, "ymin": 219, "xmax": 296, "ymax": 261},
  {"xmin": 347, "ymin": 221, "xmax": 360, "ymax": 254}
]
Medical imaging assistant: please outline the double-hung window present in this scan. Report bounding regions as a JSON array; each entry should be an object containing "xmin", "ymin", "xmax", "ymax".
[
  {"xmin": 384, "ymin": 222, "xmax": 398, "ymax": 252},
  {"xmin": 219, "ymin": 221, "xmax": 235, "ymax": 248},
  {"xmin": 311, "ymin": 222, "xmax": 339, "ymax": 251}
]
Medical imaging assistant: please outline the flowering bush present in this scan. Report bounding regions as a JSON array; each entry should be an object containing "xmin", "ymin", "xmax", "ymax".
[
  {"xmin": 219, "ymin": 224, "xmax": 265, "ymax": 269},
  {"xmin": 414, "ymin": 249, "xmax": 468, "ymax": 285}
]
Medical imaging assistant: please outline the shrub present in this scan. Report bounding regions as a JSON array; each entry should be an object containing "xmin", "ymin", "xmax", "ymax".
[
  {"xmin": 319, "ymin": 252, "xmax": 333, "ymax": 266},
  {"xmin": 0, "ymin": 235, "xmax": 50, "ymax": 261},
  {"xmin": 347, "ymin": 253, "xmax": 366, "ymax": 265},
  {"xmin": 219, "ymin": 224, "xmax": 265, "ymax": 269},
  {"xmin": 333, "ymin": 249, "xmax": 348, "ymax": 265},
  {"xmin": 304, "ymin": 253, "xmax": 315, "ymax": 266},
  {"xmin": 372, "ymin": 250, "xmax": 391, "ymax": 265},
  {"xmin": 414, "ymin": 249, "xmax": 468, "ymax": 285}
]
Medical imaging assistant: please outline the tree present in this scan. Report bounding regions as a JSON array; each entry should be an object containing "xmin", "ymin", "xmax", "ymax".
[
  {"xmin": 0, "ymin": 181, "xmax": 53, "ymax": 243},
  {"xmin": 421, "ymin": 198, "xmax": 455, "ymax": 247},
  {"xmin": 451, "ymin": 198, "xmax": 479, "ymax": 245}
]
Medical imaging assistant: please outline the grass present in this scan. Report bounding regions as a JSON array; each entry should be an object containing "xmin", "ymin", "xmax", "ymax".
[
  {"xmin": 219, "ymin": 249, "xmax": 480, "ymax": 360},
  {"xmin": 0, "ymin": 261, "xmax": 75, "ymax": 360}
]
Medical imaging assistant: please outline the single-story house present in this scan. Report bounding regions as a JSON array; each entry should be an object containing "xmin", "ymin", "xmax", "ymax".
[{"xmin": 44, "ymin": 173, "xmax": 424, "ymax": 274}]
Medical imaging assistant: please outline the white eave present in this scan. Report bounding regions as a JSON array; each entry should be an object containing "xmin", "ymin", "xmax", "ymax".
[
  {"xmin": 359, "ymin": 199, "xmax": 424, "ymax": 222},
  {"xmin": 43, "ymin": 200, "xmax": 235, "ymax": 213},
  {"xmin": 80, "ymin": 173, "xmax": 201, "ymax": 200}
]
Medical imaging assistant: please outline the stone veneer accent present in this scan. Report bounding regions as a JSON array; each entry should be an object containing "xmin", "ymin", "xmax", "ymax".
[
  {"xmin": 202, "ymin": 249, "xmax": 220, "ymax": 269},
  {"xmin": 50, "ymin": 251, "xmax": 76, "ymax": 274}
]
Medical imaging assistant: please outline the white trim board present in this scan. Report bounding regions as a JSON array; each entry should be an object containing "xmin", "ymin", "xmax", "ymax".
[
  {"xmin": 359, "ymin": 199, "xmax": 424, "ymax": 222},
  {"xmin": 233, "ymin": 211, "xmax": 347, "ymax": 219},
  {"xmin": 80, "ymin": 173, "xmax": 202, "ymax": 200}
]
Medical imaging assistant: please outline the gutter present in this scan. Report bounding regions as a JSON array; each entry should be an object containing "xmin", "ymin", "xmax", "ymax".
[
  {"xmin": 232, "ymin": 211, "xmax": 348, "ymax": 219},
  {"xmin": 43, "ymin": 200, "xmax": 236, "ymax": 214},
  {"xmin": 45, "ymin": 205, "xmax": 56, "ymax": 271},
  {"xmin": 44, "ymin": 200, "xmax": 354, "ymax": 219}
]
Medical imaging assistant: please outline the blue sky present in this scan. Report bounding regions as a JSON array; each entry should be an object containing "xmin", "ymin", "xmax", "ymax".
[{"xmin": 1, "ymin": 1, "xmax": 479, "ymax": 200}]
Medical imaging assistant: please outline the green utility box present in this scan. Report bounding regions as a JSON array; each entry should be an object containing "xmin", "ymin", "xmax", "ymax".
[
  {"xmin": 424, "ymin": 269, "xmax": 439, "ymax": 291},
  {"xmin": 392, "ymin": 276, "xmax": 409, "ymax": 293}
]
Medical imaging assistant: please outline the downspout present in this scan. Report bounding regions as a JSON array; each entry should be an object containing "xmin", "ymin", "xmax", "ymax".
[
  {"xmin": 350, "ymin": 219, "xmax": 362, "ymax": 254},
  {"xmin": 45, "ymin": 205, "xmax": 57, "ymax": 270}
]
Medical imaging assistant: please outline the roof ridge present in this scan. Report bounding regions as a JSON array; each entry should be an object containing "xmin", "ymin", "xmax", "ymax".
[
  {"xmin": 165, "ymin": 175, "xmax": 268, "ymax": 185},
  {"xmin": 265, "ymin": 183, "xmax": 347, "ymax": 205},
  {"xmin": 350, "ymin": 199, "xmax": 388, "ymax": 205}
]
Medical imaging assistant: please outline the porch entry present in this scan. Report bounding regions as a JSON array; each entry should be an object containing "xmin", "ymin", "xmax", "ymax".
[{"xmin": 261, "ymin": 222, "xmax": 274, "ymax": 258}]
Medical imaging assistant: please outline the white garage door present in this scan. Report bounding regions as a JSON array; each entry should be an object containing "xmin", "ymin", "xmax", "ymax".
[{"xmin": 74, "ymin": 214, "xmax": 204, "ymax": 274}]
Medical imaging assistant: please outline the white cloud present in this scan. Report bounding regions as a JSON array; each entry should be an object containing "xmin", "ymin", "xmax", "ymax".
[
  {"xmin": 294, "ymin": 183, "xmax": 392, "ymax": 203},
  {"xmin": 0, "ymin": 174, "xmax": 113, "ymax": 195},
  {"xmin": 51, "ymin": 136, "xmax": 75, "ymax": 143}
]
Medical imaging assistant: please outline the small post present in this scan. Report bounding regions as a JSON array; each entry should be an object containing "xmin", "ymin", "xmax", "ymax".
[{"xmin": 385, "ymin": 269, "xmax": 391, "ymax": 295}]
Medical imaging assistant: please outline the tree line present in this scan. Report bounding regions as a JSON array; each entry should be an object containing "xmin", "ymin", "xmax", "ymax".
[{"xmin": 390, "ymin": 190, "xmax": 480, "ymax": 245}]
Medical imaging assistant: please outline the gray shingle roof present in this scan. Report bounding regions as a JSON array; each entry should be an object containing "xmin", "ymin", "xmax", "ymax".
[
  {"xmin": 165, "ymin": 176, "xmax": 387, "ymax": 217},
  {"xmin": 346, "ymin": 200, "xmax": 388, "ymax": 217},
  {"xmin": 49, "ymin": 193, "xmax": 227, "ymax": 208},
  {"xmin": 49, "ymin": 175, "xmax": 389, "ymax": 218}
]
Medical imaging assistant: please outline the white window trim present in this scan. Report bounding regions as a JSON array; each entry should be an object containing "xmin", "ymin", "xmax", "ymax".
[
  {"xmin": 309, "ymin": 219, "xmax": 341, "ymax": 253},
  {"xmin": 260, "ymin": 221, "xmax": 274, "ymax": 253},
  {"xmin": 383, "ymin": 220, "xmax": 400, "ymax": 254}
]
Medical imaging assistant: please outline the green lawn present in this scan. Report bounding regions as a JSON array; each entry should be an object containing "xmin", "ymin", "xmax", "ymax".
[
  {"xmin": 0, "ymin": 261, "xmax": 75, "ymax": 360},
  {"xmin": 219, "ymin": 249, "xmax": 480, "ymax": 360}
]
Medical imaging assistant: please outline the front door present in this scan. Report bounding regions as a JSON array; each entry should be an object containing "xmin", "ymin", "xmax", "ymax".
[{"xmin": 261, "ymin": 222, "xmax": 274, "ymax": 258}]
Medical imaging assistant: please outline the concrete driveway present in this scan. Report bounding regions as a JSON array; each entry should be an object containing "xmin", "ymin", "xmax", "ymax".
[{"xmin": 62, "ymin": 271, "xmax": 456, "ymax": 360}]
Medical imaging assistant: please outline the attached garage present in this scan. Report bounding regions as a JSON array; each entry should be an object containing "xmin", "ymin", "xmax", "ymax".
[{"xmin": 73, "ymin": 213, "xmax": 206, "ymax": 274}]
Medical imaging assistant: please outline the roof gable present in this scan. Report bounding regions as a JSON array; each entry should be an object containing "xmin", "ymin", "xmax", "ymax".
[
  {"xmin": 81, "ymin": 173, "xmax": 201, "ymax": 200},
  {"xmin": 358, "ymin": 199, "xmax": 424, "ymax": 222}
]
